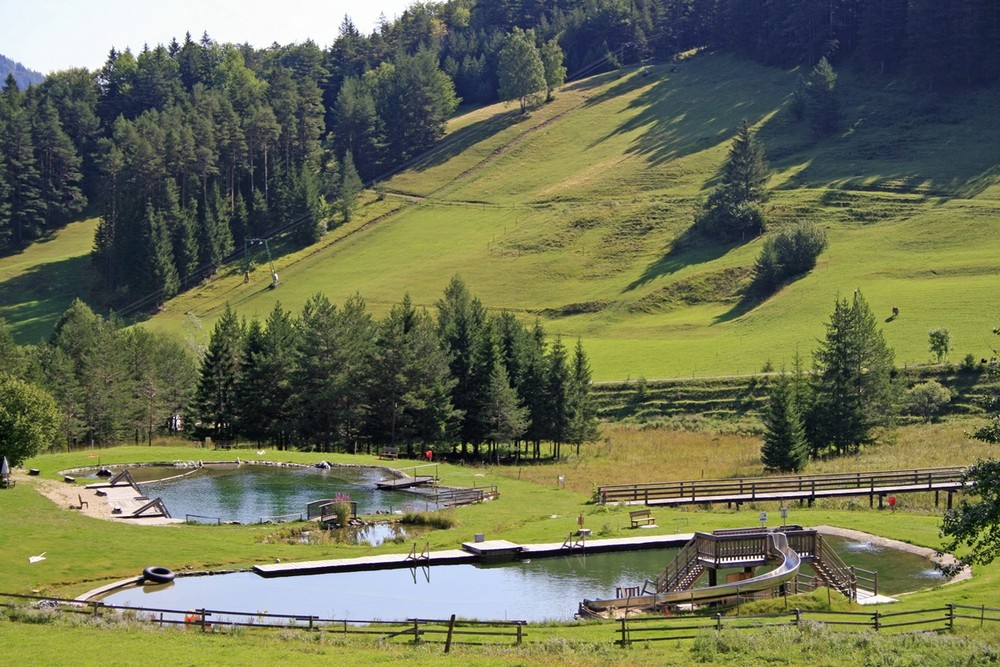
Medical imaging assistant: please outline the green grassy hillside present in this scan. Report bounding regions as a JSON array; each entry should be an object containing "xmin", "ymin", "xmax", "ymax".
[{"xmin": 4, "ymin": 52, "xmax": 1000, "ymax": 380}]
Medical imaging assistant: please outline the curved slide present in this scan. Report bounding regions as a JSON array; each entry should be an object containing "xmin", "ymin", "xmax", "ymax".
[{"xmin": 583, "ymin": 532, "xmax": 801, "ymax": 614}]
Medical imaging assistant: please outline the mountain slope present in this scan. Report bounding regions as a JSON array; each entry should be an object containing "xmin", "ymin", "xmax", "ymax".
[{"xmin": 8, "ymin": 52, "xmax": 1000, "ymax": 381}]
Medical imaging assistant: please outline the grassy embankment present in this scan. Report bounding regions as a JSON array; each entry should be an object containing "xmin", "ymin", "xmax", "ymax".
[
  {"xmin": 4, "ymin": 54, "xmax": 1000, "ymax": 380},
  {"xmin": 3, "ymin": 419, "xmax": 1000, "ymax": 665}
]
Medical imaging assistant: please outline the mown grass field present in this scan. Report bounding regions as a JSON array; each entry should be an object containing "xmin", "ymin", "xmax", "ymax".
[
  {"xmin": 3, "ymin": 53, "xmax": 999, "ymax": 380},
  {"xmin": 3, "ymin": 419, "xmax": 1000, "ymax": 665}
]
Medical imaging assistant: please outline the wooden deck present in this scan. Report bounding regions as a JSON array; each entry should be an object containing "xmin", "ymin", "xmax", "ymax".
[
  {"xmin": 253, "ymin": 549, "xmax": 475, "ymax": 577},
  {"xmin": 253, "ymin": 534, "xmax": 693, "ymax": 578},
  {"xmin": 375, "ymin": 476, "xmax": 434, "ymax": 490}
]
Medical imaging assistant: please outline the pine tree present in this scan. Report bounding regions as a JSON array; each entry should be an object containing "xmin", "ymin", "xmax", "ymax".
[
  {"xmin": 544, "ymin": 335, "xmax": 571, "ymax": 459},
  {"xmin": 761, "ymin": 373, "xmax": 808, "ymax": 473},
  {"xmin": 804, "ymin": 57, "xmax": 840, "ymax": 135},
  {"xmin": 437, "ymin": 276, "xmax": 488, "ymax": 455},
  {"xmin": 567, "ymin": 338, "xmax": 600, "ymax": 455},
  {"xmin": 482, "ymin": 361, "xmax": 528, "ymax": 451},
  {"xmin": 193, "ymin": 304, "xmax": 244, "ymax": 442},
  {"xmin": 694, "ymin": 119, "xmax": 769, "ymax": 242},
  {"xmin": 141, "ymin": 202, "xmax": 180, "ymax": 303},
  {"xmin": 807, "ymin": 290, "xmax": 896, "ymax": 457},
  {"xmin": 338, "ymin": 149, "xmax": 362, "ymax": 222},
  {"xmin": 1, "ymin": 75, "xmax": 44, "ymax": 246}
]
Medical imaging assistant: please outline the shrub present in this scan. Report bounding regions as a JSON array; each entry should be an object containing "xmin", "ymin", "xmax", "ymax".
[
  {"xmin": 751, "ymin": 222, "xmax": 827, "ymax": 297},
  {"xmin": 400, "ymin": 511, "xmax": 456, "ymax": 529}
]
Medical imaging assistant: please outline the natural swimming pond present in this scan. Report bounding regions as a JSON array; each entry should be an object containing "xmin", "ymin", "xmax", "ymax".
[
  {"xmin": 124, "ymin": 464, "xmax": 435, "ymax": 524},
  {"xmin": 101, "ymin": 536, "xmax": 948, "ymax": 622}
]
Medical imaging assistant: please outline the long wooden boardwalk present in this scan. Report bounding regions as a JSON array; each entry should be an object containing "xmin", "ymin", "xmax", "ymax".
[
  {"xmin": 253, "ymin": 534, "xmax": 692, "ymax": 578},
  {"xmin": 598, "ymin": 467, "xmax": 970, "ymax": 508}
]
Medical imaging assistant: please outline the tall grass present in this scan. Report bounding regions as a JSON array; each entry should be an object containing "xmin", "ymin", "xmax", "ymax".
[{"xmin": 499, "ymin": 420, "xmax": 994, "ymax": 496}]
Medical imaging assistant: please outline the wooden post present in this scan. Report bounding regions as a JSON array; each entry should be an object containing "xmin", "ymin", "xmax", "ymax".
[
  {"xmin": 412, "ymin": 619, "xmax": 420, "ymax": 643},
  {"xmin": 444, "ymin": 614, "xmax": 456, "ymax": 653},
  {"xmin": 873, "ymin": 610, "xmax": 881, "ymax": 631},
  {"xmin": 947, "ymin": 604, "xmax": 955, "ymax": 631},
  {"xmin": 200, "ymin": 609, "xmax": 208, "ymax": 632},
  {"xmin": 516, "ymin": 622, "xmax": 523, "ymax": 645},
  {"xmin": 619, "ymin": 616, "xmax": 629, "ymax": 646}
]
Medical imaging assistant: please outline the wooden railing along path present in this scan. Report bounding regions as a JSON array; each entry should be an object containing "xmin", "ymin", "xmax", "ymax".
[{"xmin": 598, "ymin": 467, "xmax": 969, "ymax": 507}]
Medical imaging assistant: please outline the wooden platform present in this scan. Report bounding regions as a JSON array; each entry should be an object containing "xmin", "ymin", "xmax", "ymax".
[
  {"xmin": 253, "ymin": 549, "xmax": 475, "ymax": 577},
  {"xmin": 253, "ymin": 534, "xmax": 693, "ymax": 578},
  {"xmin": 375, "ymin": 476, "xmax": 434, "ymax": 490}
]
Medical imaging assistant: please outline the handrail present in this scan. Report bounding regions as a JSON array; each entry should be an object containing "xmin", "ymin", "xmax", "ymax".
[
  {"xmin": 587, "ymin": 531, "xmax": 802, "ymax": 613},
  {"xmin": 597, "ymin": 466, "xmax": 969, "ymax": 504}
]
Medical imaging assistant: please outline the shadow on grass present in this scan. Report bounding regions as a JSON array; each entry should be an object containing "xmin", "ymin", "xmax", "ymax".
[
  {"xmin": 624, "ymin": 227, "xmax": 735, "ymax": 292},
  {"xmin": 590, "ymin": 55, "xmax": 787, "ymax": 169},
  {"xmin": 0, "ymin": 254, "xmax": 93, "ymax": 344},
  {"xmin": 406, "ymin": 108, "xmax": 526, "ymax": 176}
]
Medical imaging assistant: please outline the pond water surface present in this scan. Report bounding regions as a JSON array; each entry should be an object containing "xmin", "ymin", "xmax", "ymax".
[
  {"xmin": 102, "ymin": 537, "xmax": 948, "ymax": 622},
  {"xmin": 132, "ymin": 465, "xmax": 434, "ymax": 523}
]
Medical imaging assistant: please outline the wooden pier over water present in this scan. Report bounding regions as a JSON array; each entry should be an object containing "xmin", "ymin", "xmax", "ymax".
[{"xmin": 252, "ymin": 534, "xmax": 692, "ymax": 578}]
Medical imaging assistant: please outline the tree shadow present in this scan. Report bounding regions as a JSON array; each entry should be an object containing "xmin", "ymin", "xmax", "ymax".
[
  {"xmin": 405, "ymin": 108, "xmax": 526, "ymax": 175},
  {"xmin": 589, "ymin": 56, "xmax": 787, "ymax": 168},
  {"xmin": 624, "ymin": 227, "xmax": 735, "ymax": 293},
  {"xmin": 0, "ymin": 254, "xmax": 93, "ymax": 344}
]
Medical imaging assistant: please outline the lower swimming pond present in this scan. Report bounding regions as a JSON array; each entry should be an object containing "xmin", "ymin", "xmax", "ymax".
[
  {"xmin": 131, "ymin": 464, "xmax": 434, "ymax": 523},
  {"xmin": 101, "ymin": 536, "xmax": 948, "ymax": 622}
]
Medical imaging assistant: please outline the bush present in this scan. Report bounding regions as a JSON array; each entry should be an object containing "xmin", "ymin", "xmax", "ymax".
[
  {"xmin": 751, "ymin": 222, "xmax": 827, "ymax": 297},
  {"xmin": 902, "ymin": 381, "xmax": 952, "ymax": 422},
  {"xmin": 400, "ymin": 511, "xmax": 456, "ymax": 529}
]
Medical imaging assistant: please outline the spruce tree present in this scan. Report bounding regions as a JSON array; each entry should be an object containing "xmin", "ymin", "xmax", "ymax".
[
  {"xmin": 761, "ymin": 373, "xmax": 808, "ymax": 473},
  {"xmin": 804, "ymin": 57, "xmax": 840, "ymax": 135},
  {"xmin": 808, "ymin": 290, "xmax": 896, "ymax": 457},
  {"xmin": 339, "ymin": 149, "xmax": 362, "ymax": 222},
  {"xmin": 567, "ymin": 337, "xmax": 600, "ymax": 455},
  {"xmin": 193, "ymin": 303, "xmax": 244, "ymax": 442},
  {"xmin": 694, "ymin": 119, "xmax": 769, "ymax": 242}
]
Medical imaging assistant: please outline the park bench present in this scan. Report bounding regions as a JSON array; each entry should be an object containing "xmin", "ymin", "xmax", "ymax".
[
  {"xmin": 629, "ymin": 509, "xmax": 655, "ymax": 528},
  {"xmin": 378, "ymin": 447, "xmax": 399, "ymax": 460}
]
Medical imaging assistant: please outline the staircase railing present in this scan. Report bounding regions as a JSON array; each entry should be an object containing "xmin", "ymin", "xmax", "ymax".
[{"xmin": 814, "ymin": 533, "xmax": 856, "ymax": 599}]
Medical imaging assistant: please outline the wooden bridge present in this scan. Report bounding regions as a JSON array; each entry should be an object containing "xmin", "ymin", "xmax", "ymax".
[{"xmin": 597, "ymin": 467, "xmax": 969, "ymax": 509}]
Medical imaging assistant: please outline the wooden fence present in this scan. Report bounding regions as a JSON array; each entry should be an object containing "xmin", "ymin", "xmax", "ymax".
[
  {"xmin": 597, "ymin": 467, "xmax": 968, "ymax": 507},
  {"xmin": 615, "ymin": 604, "xmax": 1000, "ymax": 646},
  {"xmin": 0, "ymin": 593, "xmax": 525, "ymax": 652}
]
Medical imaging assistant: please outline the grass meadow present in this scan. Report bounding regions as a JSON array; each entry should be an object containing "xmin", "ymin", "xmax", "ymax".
[
  {"xmin": 4, "ymin": 417, "xmax": 1000, "ymax": 665},
  {"xmin": 2, "ymin": 53, "xmax": 1000, "ymax": 381}
]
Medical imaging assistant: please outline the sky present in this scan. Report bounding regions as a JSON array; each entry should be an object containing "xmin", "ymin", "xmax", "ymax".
[{"xmin": 0, "ymin": 0, "xmax": 418, "ymax": 74}]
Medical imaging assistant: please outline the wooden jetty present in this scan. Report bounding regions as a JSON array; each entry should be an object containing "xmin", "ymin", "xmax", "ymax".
[
  {"xmin": 375, "ymin": 475, "xmax": 435, "ymax": 490},
  {"xmin": 253, "ymin": 534, "xmax": 692, "ymax": 578}
]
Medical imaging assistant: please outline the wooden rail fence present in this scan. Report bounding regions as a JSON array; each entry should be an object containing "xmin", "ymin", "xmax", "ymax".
[
  {"xmin": 598, "ymin": 467, "xmax": 969, "ymax": 507},
  {"xmin": 615, "ymin": 604, "xmax": 1000, "ymax": 646},
  {"xmin": 0, "ymin": 593, "xmax": 525, "ymax": 651}
]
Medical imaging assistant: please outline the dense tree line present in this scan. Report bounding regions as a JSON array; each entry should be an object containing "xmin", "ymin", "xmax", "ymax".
[
  {"xmin": 192, "ymin": 277, "xmax": 598, "ymax": 458},
  {"xmin": 0, "ymin": 301, "xmax": 197, "ymax": 453},
  {"xmin": 1, "ymin": 1, "xmax": 996, "ymax": 306},
  {"xmin": 0, "ymin": 278, "xmax": 599, "ymax": 458}
]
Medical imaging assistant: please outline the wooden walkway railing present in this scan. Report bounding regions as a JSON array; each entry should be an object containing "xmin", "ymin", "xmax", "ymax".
[
  {"xmin": 615, "ymin": 604, "xmax": 1000, "ymax": 645},
  {"xmin": 597, "ymin": 467, "xmax": 969, "ymax": 507},
  {"xmin": 0, "ymin": 593, "xmax": 525, "ymax": 652}
]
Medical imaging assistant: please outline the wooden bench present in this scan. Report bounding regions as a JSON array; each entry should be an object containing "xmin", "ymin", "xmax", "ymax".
[
  {"xmin": 629, "ymin": 509, "xmax": 655, "ymax": 528},
  {"xmin": 378, "ymin": 447, "xmax": 399, "ymax": 460}
]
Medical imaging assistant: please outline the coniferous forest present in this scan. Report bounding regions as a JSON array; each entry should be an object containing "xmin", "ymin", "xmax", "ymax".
[{"xmin": 1, "ymin": 0, "xmax": 997, "ymax": 309}]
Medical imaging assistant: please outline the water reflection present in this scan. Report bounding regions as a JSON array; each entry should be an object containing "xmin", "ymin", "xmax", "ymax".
[
  {"xmin": 133, "ymin": 465, "xmax": 433, "ymax": 524},
  {"xmin": 102, "ymin": 536, "xmax": 950, "ymax": 622}
]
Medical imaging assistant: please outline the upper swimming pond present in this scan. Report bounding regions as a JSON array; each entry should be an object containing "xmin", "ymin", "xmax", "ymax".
[{"xmin": 132, "ymin": 464, "xmax": 433, "ymax": 524}]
